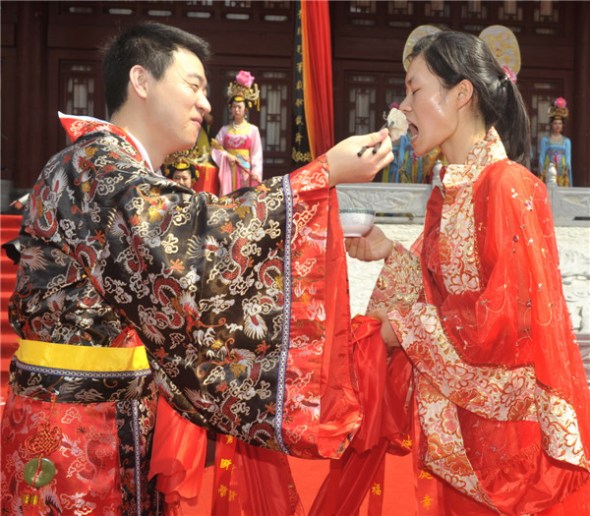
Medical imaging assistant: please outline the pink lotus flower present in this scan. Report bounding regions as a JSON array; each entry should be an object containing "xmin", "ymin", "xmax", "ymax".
[
  {"xmin": 236, "ymin": 70, "xmax": 255, "ymax": 88},
  {"xmin": 554, "ymin": 97, "xmax": 567, "ymax": 109}
]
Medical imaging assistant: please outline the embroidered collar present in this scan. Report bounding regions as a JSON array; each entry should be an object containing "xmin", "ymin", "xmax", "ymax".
[
  {"xmin": 442, "ymin": 127, "xmax": 507, "ymax": 189},
  {"xmin": 58, "ymin": 112, "xmax": 154, "ymax": 172}
]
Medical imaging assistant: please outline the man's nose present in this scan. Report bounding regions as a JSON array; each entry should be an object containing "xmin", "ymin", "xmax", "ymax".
[{"xmin": 199, "ymin": 94, "xmax": 212, "ymax": 114}]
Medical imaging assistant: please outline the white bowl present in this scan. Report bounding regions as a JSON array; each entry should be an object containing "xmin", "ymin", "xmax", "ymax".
[{"xmin": 339, "ymin": 208, "xmax": 376, "ymax": 237}]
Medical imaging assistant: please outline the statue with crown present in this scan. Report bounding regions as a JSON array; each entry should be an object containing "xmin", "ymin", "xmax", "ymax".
[
  {"xmin": 163, "ymin": 110, "xmax": 220, "ymax": 194},
  {"xmin": 211, "ymin": 70, "xmax": 263, "ymax": 196},
  {"xmin": 539, "ymin": 96, "xmax": 573, "ymax": 186}
]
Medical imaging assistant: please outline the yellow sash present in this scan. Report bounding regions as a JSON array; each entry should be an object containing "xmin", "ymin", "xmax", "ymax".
[{"xmin": 15, "ymin": 339, "xmax": 150, "ymax": 372}]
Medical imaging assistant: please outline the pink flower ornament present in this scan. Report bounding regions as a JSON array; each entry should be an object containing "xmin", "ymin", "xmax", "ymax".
[
  {"xmin": 502, "ymin": 65, "xmax": 517, "ymax": 84},
  {"xmin": 236, "ymin": 70, "xmax": 255, "ymax": 88},
  {"xmin": 554, "ymin": 97, "xmax": 567, "ymax": 109}
]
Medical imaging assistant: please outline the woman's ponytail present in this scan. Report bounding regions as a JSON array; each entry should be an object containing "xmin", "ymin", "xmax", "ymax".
[{"xmin": 495, "ymin": 78, "xmax": 531, "ymax": 168}]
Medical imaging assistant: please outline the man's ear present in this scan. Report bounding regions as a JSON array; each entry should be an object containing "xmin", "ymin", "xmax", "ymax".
[
  {"xmin": 128, "ymin": 65, "xmax": 150, "ymax": 100},
  {"xmin": 456, "ymin": 79, "xmax": 474, "ymax": 109}
]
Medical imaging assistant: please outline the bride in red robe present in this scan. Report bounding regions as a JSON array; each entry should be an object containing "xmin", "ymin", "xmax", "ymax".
[{"xmin": 345, "ymin": 29, "xmax": 590, "ymax": 515}]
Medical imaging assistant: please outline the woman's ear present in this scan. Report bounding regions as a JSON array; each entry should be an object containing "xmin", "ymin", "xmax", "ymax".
[
  {"xmin": 456, "ymin": 79, "xmax": 474, "ymax": 109},
  {"xmin": 128, "ymin": 65, "xmax": 150, "ymax": 100}
]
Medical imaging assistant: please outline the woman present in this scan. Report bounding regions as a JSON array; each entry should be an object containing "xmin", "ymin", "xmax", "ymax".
[
  {"xmin": 346, "ymin": 30, "xmax": 590, "ymax": 515},
  {"xmin": 212, "ymin": 70, "xmax": 263, "ymax": 195},
  {"xmin": 539, "ymin": 97, "xmax": 573, "ymax": 186}
]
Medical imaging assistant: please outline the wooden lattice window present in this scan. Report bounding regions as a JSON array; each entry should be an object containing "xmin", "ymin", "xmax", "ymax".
[
  {"xmin": 344, "ymin": 73, "xmax": 405, "ymax": 137},
  {"xmin": 59, "ymin": 61, "xmax": 101, "ymax": 144}
]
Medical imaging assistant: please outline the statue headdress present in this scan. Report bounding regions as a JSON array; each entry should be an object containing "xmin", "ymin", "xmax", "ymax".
[
  {"xmin": 162, "ymin": 144, "xmax": 204, "ymax": 181},
  {"xmin": 548, "ymin": 97, "xmax": 569, "ymax": 122},
  {"xmin": 226, "ymin": 70, "xmax": 260, "ymax": 111}
]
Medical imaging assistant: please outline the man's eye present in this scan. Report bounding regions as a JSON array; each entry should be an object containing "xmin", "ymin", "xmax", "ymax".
[{"xmin": 185, "ymin": 80, "xmax": 200, "ymax": 92}]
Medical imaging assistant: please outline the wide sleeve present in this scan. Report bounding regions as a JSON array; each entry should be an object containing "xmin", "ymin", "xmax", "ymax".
[
  {"xmin": 565, "ymin": 136, "xmax": 573, "ymax": 179},
  {"xmin": 96, "ymin": 147, "xmax": 361, "ymax": 459},
  {"xmin": 249, "ymin": 125, "xmax": 263, "ymax": 182},
  {"xmin": 538, "ymin": 136, "xmax": 548, "ymax": 175},
  {"xmin": 367, "ymin": 239, "xmax": 424, "ymax": 314},
  {"xmin": 211, "ymin": 125, "xmax": 235, "ymax": 195},
  {"xmin": 210, "ymin": 125, "xmax": 227, "ymax": 168}
]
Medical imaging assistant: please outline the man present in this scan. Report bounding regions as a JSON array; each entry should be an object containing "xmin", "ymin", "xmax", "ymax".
[{"xmin": 1, "ymin": 22, "xmax": 391, "ymax": 514}]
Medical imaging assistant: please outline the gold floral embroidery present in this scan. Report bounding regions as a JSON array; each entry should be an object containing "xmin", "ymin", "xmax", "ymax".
[{"xmin": 439, "ymin": 128, "xmax": 507, "ymax": 295}]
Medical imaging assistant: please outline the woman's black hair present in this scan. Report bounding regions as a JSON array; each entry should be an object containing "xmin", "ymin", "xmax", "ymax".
[{"xmin": 407, "ymin": 30, "xmax": 531, "ymax": 167}]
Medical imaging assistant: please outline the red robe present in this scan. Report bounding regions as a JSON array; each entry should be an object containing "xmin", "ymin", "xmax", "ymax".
[
  {"xmin": 368, "ymin": 128, "xmax": 590, "ymax": 514},
  {"xmin": 1, "ymin": 113, "xmax": 361, "ymax": 514}
]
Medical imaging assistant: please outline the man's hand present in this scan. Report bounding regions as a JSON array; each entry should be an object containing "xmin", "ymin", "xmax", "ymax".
[{"xmin": 327, "ymin": 128, "xmax": 392, "ymax": 187}]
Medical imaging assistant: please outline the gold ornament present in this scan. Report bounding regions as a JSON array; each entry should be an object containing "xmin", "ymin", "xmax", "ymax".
[{"xmin": 479, "ymin": 25, "xmax": 521, "ymax": 75}]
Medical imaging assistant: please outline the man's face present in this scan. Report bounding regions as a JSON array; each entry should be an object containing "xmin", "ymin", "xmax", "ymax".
[
  {"xmin": 172, "ymin": 170, "xmax": 193, "ymax": 188},
  {"xmin": 148, "ymin": 48, "xmax": 211, "ymax": 157}
]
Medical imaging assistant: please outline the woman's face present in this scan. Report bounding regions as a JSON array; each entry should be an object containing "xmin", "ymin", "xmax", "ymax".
[
  {"xmin": 399, "ymin": 55, "xmax": 458, "ymax": 157},
  {"xmin": 231, "ymin": 100, "xmax": 247, "ymax": 123},
  {"xmin": 550, "ymin": 118, "xmax": 564, "ymax": 135},
  {"xmin": 172, "ymin": 169, "xmax": 193, "ymax": 188}
]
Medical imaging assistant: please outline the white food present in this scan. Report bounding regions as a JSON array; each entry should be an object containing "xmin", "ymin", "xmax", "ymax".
[{"xmin": 386, "ymin": 108, "xmax": 408, "ymax": 141}]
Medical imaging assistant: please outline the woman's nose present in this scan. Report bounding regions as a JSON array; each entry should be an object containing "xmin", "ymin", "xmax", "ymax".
[{"xmin": 399, "ymin": 96, "xmax": 410, "ymax": 113}]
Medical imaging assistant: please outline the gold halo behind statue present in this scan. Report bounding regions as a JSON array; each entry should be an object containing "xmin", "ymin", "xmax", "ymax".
[
  {"xmin": 402, "ymin": 24, "xmax": 521, "ymax": 78},
  {"xmin": 479, "ymin": 25, "xmax": 521, "ymax": 75},
  {"xmin": 402, "ymin": 25, "xmax": 441, "ymax": 71}
]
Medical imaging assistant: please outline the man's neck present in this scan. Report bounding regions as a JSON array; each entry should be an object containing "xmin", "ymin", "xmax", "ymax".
[{"xmin": 110, "ymin": 111, "xmax": 159, "ymax": 171}]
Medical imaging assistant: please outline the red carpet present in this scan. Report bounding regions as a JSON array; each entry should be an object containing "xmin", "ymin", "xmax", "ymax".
[
  {"xmin": 0, "ymin": 213, "xmax": 416, "ymax": 514},
  {"xmin": 0, "ymin": 214, "xmax": 21, "ymax": 409}
]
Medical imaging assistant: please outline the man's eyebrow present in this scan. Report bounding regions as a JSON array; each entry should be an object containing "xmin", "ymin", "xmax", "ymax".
[
  {"xmin": 185, "ymin": 71, "xmax": 204, "ymax": 81},
  {"xmin": 177, "ymin": 66, "xmax": 207, "ymax": 87}
]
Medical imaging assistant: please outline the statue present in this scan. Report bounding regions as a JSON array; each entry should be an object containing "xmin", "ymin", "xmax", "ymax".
[{"xmin": 539, "ymin": 97, "xmax": 573, "ymax": 187}]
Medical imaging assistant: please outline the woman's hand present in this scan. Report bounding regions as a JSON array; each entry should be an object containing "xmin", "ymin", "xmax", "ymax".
[
  {"xmin": 368, "ymin": 308, "xmax": 401, "ymax": 352},
  {"xmin": 345, "ymin": 225, "xmax": 393, "ymax": 262}
]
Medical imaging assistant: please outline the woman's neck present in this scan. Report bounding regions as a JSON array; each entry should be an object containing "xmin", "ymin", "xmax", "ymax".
[{"xmin": 440, "ymin": 109, "xmax": 487, "ymax": 165}]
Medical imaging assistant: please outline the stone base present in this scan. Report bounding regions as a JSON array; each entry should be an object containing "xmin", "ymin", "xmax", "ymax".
[{"xmin": 337, "ymin": 183, "xmax": 590, "ymax": 227}]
